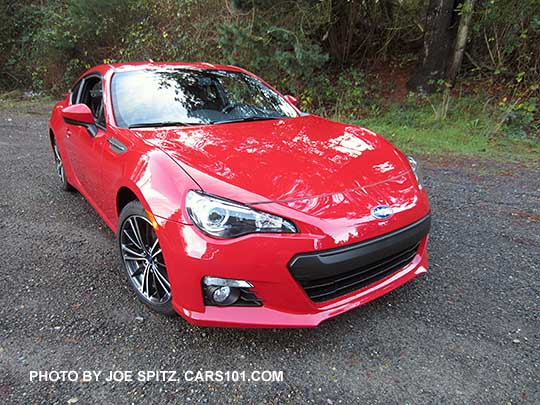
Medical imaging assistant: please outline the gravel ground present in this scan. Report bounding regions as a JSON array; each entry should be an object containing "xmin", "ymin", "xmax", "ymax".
[{"xmin": 0, "ymin": 106, "xmax": 539, "ymax": 404}]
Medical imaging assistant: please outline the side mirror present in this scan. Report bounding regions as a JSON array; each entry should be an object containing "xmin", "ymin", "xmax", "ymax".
[
  {"xmin": 62, "ymin": 104, "xmax": 98, "ymax": 136},
  {"xmin": 284, "ymin": 95, "xmax": 298, "ymax": 107}
]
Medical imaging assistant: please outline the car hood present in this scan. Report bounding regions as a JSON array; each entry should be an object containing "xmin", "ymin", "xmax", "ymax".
[{"xmin": 132, "ymin": 115, "xmax": 412, "ymax": 204}]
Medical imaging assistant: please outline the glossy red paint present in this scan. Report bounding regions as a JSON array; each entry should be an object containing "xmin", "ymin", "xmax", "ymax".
[
  {"xmin": 283, "ymin": 94, "xmax": 298, "ymax": 107},
  {"xmin": 49, "ymin": 62, "xmax": 431, "ymax": 328},
  {"xmin": 61, "ymin": 103, "xmax": 95, "ymax": 125}
]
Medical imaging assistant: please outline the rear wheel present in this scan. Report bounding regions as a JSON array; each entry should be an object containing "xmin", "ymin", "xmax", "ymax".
[
  {"xmin": 52, "ymin": 137, "xmax": 74, "ymax": 191},
  {"xmin": 118, "ymin": 201, "xmax": 175, "ymax": 315}
]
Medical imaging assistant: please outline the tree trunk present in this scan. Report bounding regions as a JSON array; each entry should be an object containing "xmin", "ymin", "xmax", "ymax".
[
  {"xmin": 407, "ymin": 0, "xmax": 457, "ymax": 92},
  {"xmin": 447, "ymin": 0, "xmax": 475, "ymax": 84},
  {"xmin": 326, "ymin": 0, "xmax": 357, "ymax": 64}
]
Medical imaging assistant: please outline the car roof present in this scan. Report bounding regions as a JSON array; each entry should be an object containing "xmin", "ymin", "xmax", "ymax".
[{"xmin": 94, "ymin": 61, "xmax": 246, "ymax": 74}]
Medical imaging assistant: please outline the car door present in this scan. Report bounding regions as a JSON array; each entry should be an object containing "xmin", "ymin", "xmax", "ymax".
[{"xmin": 64, "ymin": 74, "xmax": 107, "ymax": 207}]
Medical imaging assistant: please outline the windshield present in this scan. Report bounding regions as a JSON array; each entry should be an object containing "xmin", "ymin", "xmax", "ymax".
[{"xmin": 111, "ymin": 69, "xmax": 298, "ymax": 128}]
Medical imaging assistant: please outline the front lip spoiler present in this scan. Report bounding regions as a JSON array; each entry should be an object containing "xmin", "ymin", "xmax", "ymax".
[
  {"xmin": 175, "ymin": 242, "xmax": 428, "ymax": 328},
  {"xmin": 288, "ymin": 213, "xmax": 431, "ymax": 282}
]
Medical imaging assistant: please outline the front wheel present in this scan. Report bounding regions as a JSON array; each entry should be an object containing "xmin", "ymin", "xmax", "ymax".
[
  {"xmin": 52, "ymin": 137, "xmax": 74, "ymax": 191},
  {"xmin": 118, "ymin": 201, "xmax": 175, "ymax": 316}
]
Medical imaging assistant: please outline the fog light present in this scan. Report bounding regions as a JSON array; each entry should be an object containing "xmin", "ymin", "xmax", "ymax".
[
  {"xmin": 202, "ymin": 277, "xmax": 245, "ymax": 306},
  {"xmin": 202, "ymin": 276, "xmax": 261, "ymax": 307},
  {"xmin": 212, "ymin": 286, "xmax": 230, "ymax": 303},
  {"xmin": 211, "ymin": 286, "xmax": 240, "ymax": 306}
]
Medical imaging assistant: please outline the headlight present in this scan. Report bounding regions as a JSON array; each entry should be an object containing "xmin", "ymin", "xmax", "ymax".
[
  {"xmin": 186, "ymin": 190, "xmax": 298, "ymax": 238},
  {"xmin": 407, "ymin": 155, "xmax": 423, "ymax": 189}
]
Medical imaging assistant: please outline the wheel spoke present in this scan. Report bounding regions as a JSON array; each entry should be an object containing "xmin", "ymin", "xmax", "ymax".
[
  {"xmin": 129, "ymin": 218, "xmax": 146, "ymax": 252},
  {"xmin": 149, "ymin": 271, "xmax": 159, "ymax": 298},
  {"xmin": 149, "ymin": 238, "xmax": 159, "ymax": 255},
  {"xmin": 124, "ymin": 256, "xmax": 146, "ymax": 262},
  {"xmin": 123, "ymin": 228, "xmax": 143, "ymax": 250},
  {"xmin": 53, "ymin": 144, "xmax": 64, "ymax": 179},
  {"xmin": 131, "ymin": 264, "xmax": 145, "ymax": 278},
  {"xmin": 121, "ymin": 244, "xmax": 145, "ymax": 257},
  {"xmin": 140, "ymin": 263, "xmax": 150, "ymax": 295},
  {"xmin": 152, "ymin": 270, "xmax": 170, "ymax": 301},
  {"xmin": 54, "ymin": 144, "xmax": 61, "ymax": 161},
  {"xmin": 145, "ymin": 223, "xmax": 153, "ymax": 252},
  {"xmin": 154, "ymin": 260, "xmax": 166, "ymax": 268},
  {"xmin": 151, "ymin": 248, "xmax": 162, "ymax": 258},
  {"xmin": 152, "ymin": 264, "xmax": 170, "ymax": 289}
]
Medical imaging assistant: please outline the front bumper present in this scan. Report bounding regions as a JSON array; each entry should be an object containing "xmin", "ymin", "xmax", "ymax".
[{"xmin": 156, "ymin": 214, "xmax": 430, "ymax": 328}]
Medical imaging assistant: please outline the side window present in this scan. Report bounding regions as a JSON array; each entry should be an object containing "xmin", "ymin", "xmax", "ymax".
[
  {"xmin": 70, "ymin": 80, "xmax": 83, "ymax": 105},
  {"xmin": 79, "ymin": 76, "xmax": 105, "ymax": 128}
]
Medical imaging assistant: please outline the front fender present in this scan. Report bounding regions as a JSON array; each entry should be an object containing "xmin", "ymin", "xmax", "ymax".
[{"xmin": 114, "ymin": 147, "xmax": 201, "ymax": 230}]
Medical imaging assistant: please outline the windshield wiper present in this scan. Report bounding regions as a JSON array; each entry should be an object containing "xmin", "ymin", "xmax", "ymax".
[
  {"xmin": 128, "ymin": 121, "xmax": 199, "ymax": 129},
  {"xmin": 212, "ymin": 116, "xmax": 283, "ymax": 125}
]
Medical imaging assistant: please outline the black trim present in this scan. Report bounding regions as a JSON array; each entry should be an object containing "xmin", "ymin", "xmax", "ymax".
[
  {"xmin": 70, "ymin": 79, "xmax": 83, "ymax": 105},
  {"xmin": 72, "ymin": 72, "xmax": 106, "ymax": 128},
  {"xmin": 63, "ymin": 117, "xmax": 98, "ymax": 137},
  {"xmin": 288, "ymin": 214, "xmax": 431, "ymax": 302},
  {"xmin": 107, "ymin": 137, "xmax": 127, "ymax": 153},
  {"xmin": 63, "ymin": 117, "xmax": 85, "ymax": 126},
  {"xmin": 235, "ymin": 288, "xmax": 263, "ymax": 307},
  {"xmin": 289, "ymin": 214, "xmax": 431, "ymax": 281},
  {"xmin": 86, "ymin": 124, "xmax": 98, "ymax": 137}
]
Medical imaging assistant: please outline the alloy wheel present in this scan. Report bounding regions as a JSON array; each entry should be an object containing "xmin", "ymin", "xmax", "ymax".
[
  {"xmin": 119, "ymin": 215, "xmax": 171, "ymax": 304},
  {"xmin": 53, "ymin": 141, "xmax": 65, "ymax": 183}
]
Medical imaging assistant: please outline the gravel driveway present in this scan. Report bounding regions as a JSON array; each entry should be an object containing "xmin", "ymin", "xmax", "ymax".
[{"xmin": 1, "ymin": 106, "xmax": 539, "ymax": 404}]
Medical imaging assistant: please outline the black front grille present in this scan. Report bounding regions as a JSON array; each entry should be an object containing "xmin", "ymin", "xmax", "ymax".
[
  {"xmin": 288, "ymin": 214, "xmax": 431, "ymax": 303},
  {"xmin": 299, "ymin": 243, "xmax": 420, "ymax": 302}
]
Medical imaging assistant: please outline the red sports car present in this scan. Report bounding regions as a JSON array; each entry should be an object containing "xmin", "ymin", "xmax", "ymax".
[{"xmin": 49, "ymin": 62, "xmax": 430, "ymax": 328}]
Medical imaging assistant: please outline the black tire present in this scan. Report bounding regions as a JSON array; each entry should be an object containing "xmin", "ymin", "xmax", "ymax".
[
  {"xmin": 51, "ymin": 136, "xmax": 74, "ymax": 191},
  {"xmin": 118, "ymin": 200, "xmax": 175, "ymax": 316}
]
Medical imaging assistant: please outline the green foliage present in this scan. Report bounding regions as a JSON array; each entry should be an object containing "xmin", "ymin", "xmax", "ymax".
[
  {"xmin": 358, "ymin": 96, "xmax": 539, "ymax": 162},
  {"xmin": 471, "ymin": 0, "xmax": 540, "ymax": 80},
  {"xmin": 119, "ymin": 0, "xmax": 224, "ymax": 63},
  {"xmin": 15, "ymin": 0, "xmax": 139, "ymax": 91},
  {"xmin": 416, "ymin": 80, "xmax": 453, "ymax": 122},
  {"xmin": 297, "ymin": 68, "xmax": 380, "ymax": 120},
  {"xmin": 217, "ymin": 19, "xmax": 328, "ymax": 92},
  {"xmin": 497, "ymin": 97, "xmax": 539, "ymax": 139},
  {"xmin": 1, "ymin": 1, "xmax": 46, "ymax": 89},
  {"xmin": 0, "ymin": 0, "xmax": 539, "ymax": 143}
]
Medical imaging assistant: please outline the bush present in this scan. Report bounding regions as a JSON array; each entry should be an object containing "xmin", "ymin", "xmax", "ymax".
[
  {"xmin": 217, "ymin": 21, "xmax": 328, "ymax": 93},
  {"xmin": 470, "ymin": 0, "xmax": 540, "ymax": 81},
  {"xmin": 497, "ymin": 96, "xmax": 539, "ymax": 139},
  {"xmin": 298, "ymin": 68, "xmax": 377, "ymax": 119}
]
